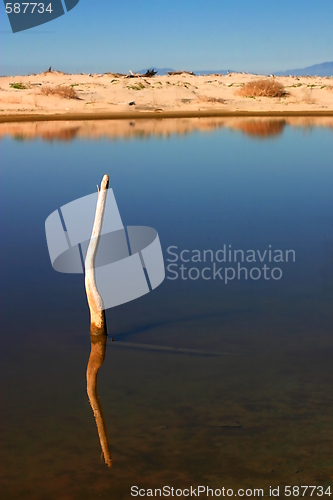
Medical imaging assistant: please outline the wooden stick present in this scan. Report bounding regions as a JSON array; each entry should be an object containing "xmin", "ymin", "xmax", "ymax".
[
  {"xmin": 85, "ymin": 174, "xmax": 112, "ymax": 467},
  {"xmin": 85, "ymin": 174, "xmax": 109, "ymax": 335}
]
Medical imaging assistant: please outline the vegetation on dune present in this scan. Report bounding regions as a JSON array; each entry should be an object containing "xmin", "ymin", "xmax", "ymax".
[
  {"xmin": 10, "ymin": 82, "xmax": 28, "ymax": 90},
  {"xmin": 127, "ymin": 82, "xmax": 146, "ymax": 90},
  {"xmin": 238, "ymin": 79, "xmax": 288, "ymax": 98},
  {"xmin": 144, "ymin": 68, "xmax": 157, "ymax": 77},
  {"xmin": 40, "ymin": 85, "xmax": 78, "ymax": 99},
  {"xmin": 200, "ymin": 96, "xmax": 225, "ymax": 104}
]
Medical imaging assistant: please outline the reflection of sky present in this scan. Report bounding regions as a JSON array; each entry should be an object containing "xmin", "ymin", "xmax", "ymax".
[{"xmin": 1, "ymin": 124, "xmax": 333, "ymax": 340}]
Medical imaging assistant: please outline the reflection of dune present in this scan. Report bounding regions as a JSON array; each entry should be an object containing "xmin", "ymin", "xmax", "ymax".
[
  {"xmin": 12, "ymin": 127, "xmax": 80, "ymax": 142},
  {"xmin": 233, "ymin": 119, "xmax": 286, "ymax": 138},
  {"xmin": 0, "ymin": 122, "xmax": 81, "ymax": 142},
  {"xmin": 0, "ymin": 117, "xmax": 332, "ymax": 142},
  {"xmin": 39, "ymin": 127, "xmax": 80, "ymax": 142}
]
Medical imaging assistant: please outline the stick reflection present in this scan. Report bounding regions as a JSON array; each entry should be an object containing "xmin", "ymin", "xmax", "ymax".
[{"xmin": 86, "ymin": 332, "xmax": 112, "ymax": 468}]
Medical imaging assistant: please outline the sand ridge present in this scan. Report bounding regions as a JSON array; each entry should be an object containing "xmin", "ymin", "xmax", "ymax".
[{"xmin": 0, "ymin": 70, "xmax": 332, "ymax": 119}]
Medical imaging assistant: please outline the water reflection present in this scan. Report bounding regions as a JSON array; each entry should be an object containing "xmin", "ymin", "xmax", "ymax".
[
  {"xmin": 0, "ymin": 117, "xmax": 332, "ymax": 142},
  {"xmin": 86, "ymin": 332, "xmax": 112, "ymax": 468},
  {"xmin": 232, "ymin": 119, "xmax": 285, "ymax": 138},
  {"xmin": 1, "ymin": 115, "xmax": 333, "ymax": 493}
]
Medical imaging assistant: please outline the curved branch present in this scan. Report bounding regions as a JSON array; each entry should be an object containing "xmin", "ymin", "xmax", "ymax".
[
  {"xmin": 85, "ymin": 174, "xmax": 112, "ymax": 467},
  {"xmin": 85, "ymin": 174, "xmax": 109, "ymax": 335}
]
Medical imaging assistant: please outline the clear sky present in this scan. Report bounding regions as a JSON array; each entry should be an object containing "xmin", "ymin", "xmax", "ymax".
[{"xmin": 1, "ymin": 0, "xmax": 332, "ymax": 75}]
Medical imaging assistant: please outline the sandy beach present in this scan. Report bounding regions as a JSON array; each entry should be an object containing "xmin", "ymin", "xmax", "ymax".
[{"xmin": 0, "ymin": 70, "xmax": 332, "ymax": 121}]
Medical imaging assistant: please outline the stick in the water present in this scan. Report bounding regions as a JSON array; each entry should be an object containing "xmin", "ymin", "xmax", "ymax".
[
  {"xmin": 85, "ymin": 174, "xmax": 112, "ymax": 467},
  {"xmin": 85, "ymin": 174, "xmax": 109, "ymax": 335}
]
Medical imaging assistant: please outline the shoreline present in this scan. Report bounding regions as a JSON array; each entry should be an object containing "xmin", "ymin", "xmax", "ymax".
[
  {"xmin": 1, "ymin": 71, "xmax": 332, "ymax": 122},
  {"xmin": 2, "ymin": 109, "xmax": 333, "ymax": 123}
]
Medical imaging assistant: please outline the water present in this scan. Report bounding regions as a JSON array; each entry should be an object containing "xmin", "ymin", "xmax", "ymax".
[{"xmin": 0, "ymin": 118, "xmax": 333, "ymax": 498}]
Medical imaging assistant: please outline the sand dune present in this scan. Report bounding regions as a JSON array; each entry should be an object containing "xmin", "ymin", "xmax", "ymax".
[{"xmin": 0, "ymin": 71, "xmax": 332, "ymax": 120}]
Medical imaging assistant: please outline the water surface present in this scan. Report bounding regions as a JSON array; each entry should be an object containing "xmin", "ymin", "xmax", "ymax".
[{"xmin": 0, "ymin": 118, "xmax": 333, "ymax": 499}]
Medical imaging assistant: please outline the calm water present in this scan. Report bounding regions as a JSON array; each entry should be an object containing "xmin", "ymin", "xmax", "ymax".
[{"xmin": 0, "ymin": 118, "xmax": 333, "ymax": 498}]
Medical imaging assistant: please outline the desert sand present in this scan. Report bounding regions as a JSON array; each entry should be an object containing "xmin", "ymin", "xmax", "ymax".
[{"xmin": 0, "ymin": 70, "xmax": 332, "ymax": 121}]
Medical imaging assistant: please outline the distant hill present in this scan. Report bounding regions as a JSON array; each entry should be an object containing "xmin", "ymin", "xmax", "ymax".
[
  {"xmin": 137, "ymin": 62, "xmax": 333, "ymax": 77},
  {"xmin": 275, "ymin": 61, "xmax": 333, "ymax": 77},
  {"xmin": 136, "ymin": 67, "xmax": 234, "ymax": 76},
  {"xmin": 194, "ymin": 69, "xmax": 235, "ymax": 75}
]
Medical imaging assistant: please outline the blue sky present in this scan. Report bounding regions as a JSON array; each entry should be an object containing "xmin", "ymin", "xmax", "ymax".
[{"xmin": 1, "ymin": 0, "xmax": 332, "ymax": 75}]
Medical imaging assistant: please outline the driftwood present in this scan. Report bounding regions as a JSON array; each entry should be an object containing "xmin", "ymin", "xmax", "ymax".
[
  {"xmin": 85, "ymin": 174, "xmax": 112, "ymax": 467},
  {"xmin": 126, "ymin": 70, "xmax": 143, "ymax": 79},
  {"xmin": 85, "ymin": 174, "xmax": 109, "ymax": 335},
  {"xmin": 126, "ymin": 69, "xmax": 157, "ymax": 78}
]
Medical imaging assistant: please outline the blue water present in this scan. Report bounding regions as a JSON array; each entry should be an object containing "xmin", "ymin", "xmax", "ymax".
[{"xmin": 0, "ymin": 119, "xmax": 333, "ymax": 498}]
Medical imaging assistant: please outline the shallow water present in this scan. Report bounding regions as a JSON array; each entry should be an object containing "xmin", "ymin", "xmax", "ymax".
[{"xmin": 0, "ymin": 118, "xmax": 333, "ymax": 498}]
